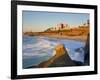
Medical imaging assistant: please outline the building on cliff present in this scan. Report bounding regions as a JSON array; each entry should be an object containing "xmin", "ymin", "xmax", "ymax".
[{"xmin": 46, "ymin": 23, "xmax": 70, "ymax": 32}]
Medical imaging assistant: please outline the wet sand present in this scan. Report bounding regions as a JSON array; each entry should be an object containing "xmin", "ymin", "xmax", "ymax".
[{"xmin": 38, "ymin": 34, "xmax": 88, "ymax": 42}]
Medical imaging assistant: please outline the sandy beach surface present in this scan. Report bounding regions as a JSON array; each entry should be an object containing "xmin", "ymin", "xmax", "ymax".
[{"xmin": 37, "ymin": 34, "xmax": 88, "ymax": 42}]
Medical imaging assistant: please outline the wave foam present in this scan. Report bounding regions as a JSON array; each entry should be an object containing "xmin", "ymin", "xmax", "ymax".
[{"xmin": 23, "ymin": 38, "xmax": 58, "ymax": 59}]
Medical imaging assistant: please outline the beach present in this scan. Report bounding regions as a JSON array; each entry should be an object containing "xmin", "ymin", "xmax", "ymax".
[
  {"xmin": 36, "ymin": 35, "xmax": 88, "ymax": 42},
  {"xmin": 23, "ymin": 26, "xmax": 89, "ymax": 68}
]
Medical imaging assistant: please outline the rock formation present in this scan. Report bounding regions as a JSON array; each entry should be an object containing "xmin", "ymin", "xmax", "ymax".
[
  {"xmin": 38, "ymin": 44, "xmax": 77, "ymax": 68},
  {"xmin": 84, "ymin": 34, "xmax": 90, "ymax": 65}
]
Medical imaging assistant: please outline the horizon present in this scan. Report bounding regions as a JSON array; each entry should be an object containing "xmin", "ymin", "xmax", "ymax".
[{"xmin": 22, "ymin": 11, "xmax": 89, "ymax": 32}]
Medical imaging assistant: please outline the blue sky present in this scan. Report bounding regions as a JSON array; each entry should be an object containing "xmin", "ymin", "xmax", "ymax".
[{"xmin": 22, "ymin": 11, "xmax": 89, "ymax": 32}]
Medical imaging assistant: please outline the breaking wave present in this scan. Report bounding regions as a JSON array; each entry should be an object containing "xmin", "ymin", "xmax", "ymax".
[{"xmin": 23, "ymin": 36, "xmax": 59, "ymax": 59}]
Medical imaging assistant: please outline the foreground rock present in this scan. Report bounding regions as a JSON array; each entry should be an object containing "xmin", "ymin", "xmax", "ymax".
[
  {"xmin": 38, "ymin": 44, "xmax": 82, "ymax": 68},
  {"xmin": 26, "ymin": 44, "xmax": 84, "ymax": 69}
]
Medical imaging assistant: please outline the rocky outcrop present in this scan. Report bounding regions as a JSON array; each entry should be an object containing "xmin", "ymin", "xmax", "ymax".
[
  {"xmin": 26, "ymin": 44, "xmax": 83, "ymax": 69},
  {"xmin": 38, "ymin": 44, "xmax": 77, "ymax": 68},
  {"xmin": 84, "ymin": 34, "xmax": 89, "ymax": 65}
]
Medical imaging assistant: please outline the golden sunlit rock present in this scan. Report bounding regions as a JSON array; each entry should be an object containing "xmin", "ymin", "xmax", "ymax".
[{"xmin": 38, "ymin": 44, "xmax": 76, "ymax": 68}]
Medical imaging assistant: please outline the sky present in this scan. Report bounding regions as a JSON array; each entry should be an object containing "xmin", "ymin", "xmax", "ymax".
[{"xmin": 22, "ymin": 11, "xmax": 89, "ymax": 32}]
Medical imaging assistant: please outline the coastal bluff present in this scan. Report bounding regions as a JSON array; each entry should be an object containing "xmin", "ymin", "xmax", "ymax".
[{"xmin": 38, "ymin": 44, "xmax": 79, "ymax": 68}]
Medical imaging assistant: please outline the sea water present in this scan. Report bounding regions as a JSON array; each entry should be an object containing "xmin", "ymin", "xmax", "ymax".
[{"xmin": 23, "ymin": 36, "xmax": 85, "ymax": 68}]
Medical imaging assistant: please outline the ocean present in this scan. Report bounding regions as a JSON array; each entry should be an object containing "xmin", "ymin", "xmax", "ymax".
[{"xmin": 23, "ymin": 36, "xmax": 85, "ymax": 68}]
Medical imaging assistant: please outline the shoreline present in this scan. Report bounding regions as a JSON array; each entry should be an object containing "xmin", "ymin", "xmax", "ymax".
[
  {"xmin": 40, "ymin": 35, "xmax": 87, "ymax": 42},
  {"xmin": 24, "ymin": 34, "xmax": 87, "ymax": 42}
]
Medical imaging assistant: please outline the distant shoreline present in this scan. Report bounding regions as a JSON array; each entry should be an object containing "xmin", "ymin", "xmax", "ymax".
[
  {"xmin": 24, "ymin": 34, "xmax": 87, "ymax": 42},
  {"xmin": 23, "ymin": 26, "xmax": 89, "ymax": 42},
  {"xmin": 39, "ymin": 35, "xmax": 87, "ymax": 42}
]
